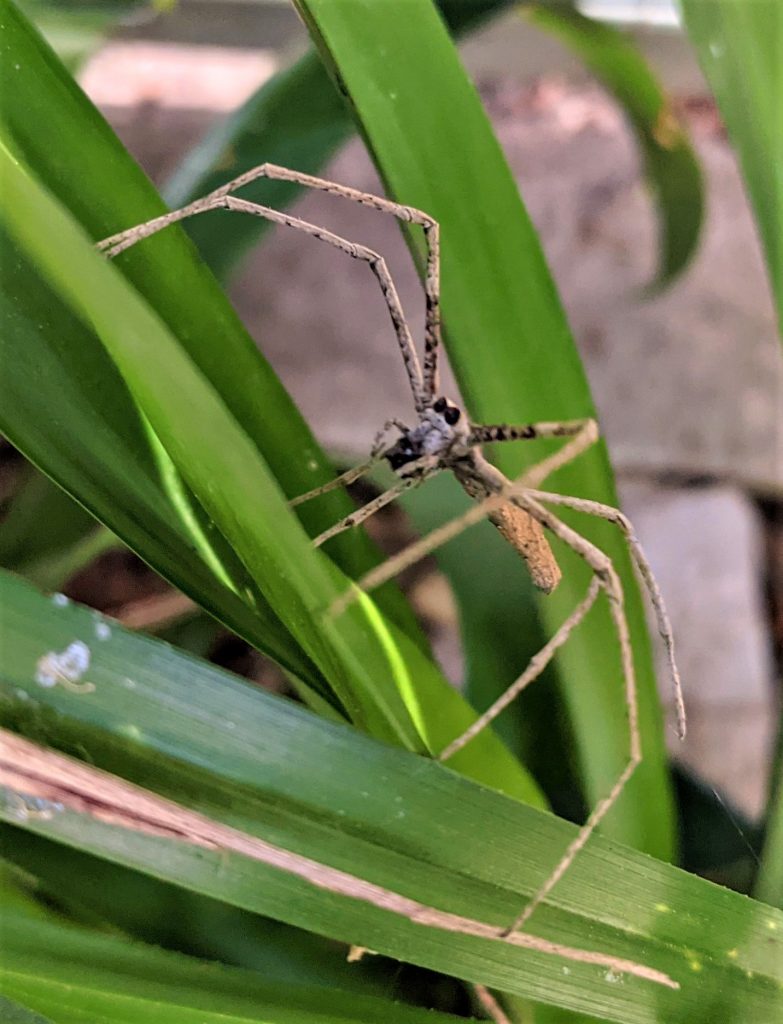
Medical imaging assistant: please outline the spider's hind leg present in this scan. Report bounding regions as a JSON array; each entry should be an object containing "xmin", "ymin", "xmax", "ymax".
[
  {"xmin": 498, "ymin": 491, "xmax": 643, "ymax": 935},
  {"xmin": 522, "ymin": 488, "xmax": 686, "ymax": 740}
]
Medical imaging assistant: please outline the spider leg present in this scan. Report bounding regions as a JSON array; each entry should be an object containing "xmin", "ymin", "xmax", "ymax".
[
  {"xmin": 208, "ymin": 163, "xmax": 442, "ymax": 402},
  {"xmin": 472, "ymin": 985, "xmax": 513, "ymax": 1024},
  {"xmin": 522, "ymin": 489, "xmax": 686, "ymax": 740},
  {"xmin": 327, "ymin": 484, "xmax": 513, "ymax": 618},
  {"xmin": 313, "ymin": 466, "xmax": 439, "ymax": 550},
  {"xmin": 291, "ymin": 420, "xmax": 410, "ymax": 509},
  {"xmin": 496, "ymin": 491, "xmax": 642, "ymax": 935},
  {"xmin": 97, "ymin": 195, "xmax": 226, "ymax": 256},
  {"xmin": 468, "ymin": 418, "xmax": 599, "ymax": 489},
  {"xmin": 353, "ymin": 474, "xmax": 651, "ymax": 935},
  {"xmin": 438, "ymin": 576, "xmax": 601, "ymax": 762},
  {"xmin": 326, "ymin": 459, "xmax": 680, "ymax": 937},
  {"xmin": 289, "ymin": 457, "xmax": 380, "ymax": 508},
  {"xmin": 97, "ymin": 191, "xmax": 428, "ymax": 412},
  {"xmin": 371, "ymin": 418, "xmax": 410, "ymax": 456}
]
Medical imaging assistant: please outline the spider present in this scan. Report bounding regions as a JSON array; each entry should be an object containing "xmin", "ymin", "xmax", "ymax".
[{"xmin": 98, "ymin": 162, "xmax": 686, "ymax": 938}]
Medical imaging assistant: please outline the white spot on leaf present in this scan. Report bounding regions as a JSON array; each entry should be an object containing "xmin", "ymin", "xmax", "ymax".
[{"xmin": 35, "ymin": 641, "xmax": 94, "ymax": 693}]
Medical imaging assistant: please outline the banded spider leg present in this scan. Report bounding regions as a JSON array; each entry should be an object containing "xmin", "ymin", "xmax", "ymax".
[{"xmin": 97, "ymin": 162, "xmax": 442, "ymax": 413}]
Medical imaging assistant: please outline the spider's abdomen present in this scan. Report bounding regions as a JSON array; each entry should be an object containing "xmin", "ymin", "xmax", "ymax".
[{"xmin": 452, "ymin": 453, "xmax": 562, "ymax": 594}]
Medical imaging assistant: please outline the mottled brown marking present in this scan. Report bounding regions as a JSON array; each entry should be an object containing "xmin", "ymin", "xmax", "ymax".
[
  {"xmin": 489, "ymin": 501, "xmax": 562, "ymax": 593},
  {"xmin": 452, "ymin": 457, "xmax": 561, "ymax": 593}
]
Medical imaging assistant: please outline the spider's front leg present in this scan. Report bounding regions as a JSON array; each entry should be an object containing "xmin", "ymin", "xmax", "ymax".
[
  {"xmin": 289, "ymin": 421, "xmax": 409, "ymax": 511},
  {"xmin": 311, "ymin": 459, "xmax": 442, "ymax": 549}
]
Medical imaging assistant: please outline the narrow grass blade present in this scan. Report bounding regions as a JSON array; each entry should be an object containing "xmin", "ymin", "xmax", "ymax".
[
  {"xmin": 681, "ymin": 0, "xmax": 782, "ymax": 332},
  {"xmin": 1, "ymin": 894, "xmax": 467, "ymax": 1024},
  {"xmin": 294, "ymin": 0, "xmax": 676, "ymax": 860},
  {"xmin": 1, "ymin": 144, "xmax": 542, "ymax": 796},
  {"xmin": 0, "ymin": 467, "xmax": 97, "ymax": 575},
  {"xmin": 1, "ymin": 146, "xmax": 427, "ymax": 751},
  {"xmin": 756, "ymin": 761, "xmax": 783, "ymax": 910},
  {"xmin": 0, "ymin": 0, "xmax": 420, "ymax": 648}
]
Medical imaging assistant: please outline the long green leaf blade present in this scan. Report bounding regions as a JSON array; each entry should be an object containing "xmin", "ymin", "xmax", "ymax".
[
  {"xmin": 2, "ymin": 572, "xmax": 782, "ymax": 1023},
  {"xmin": 293, "ymin": 0, "xmax": 675, "ymax": 859},
  {"xmin": 2, "ymin": 897, "xmax": 466, "ymax": 1024},
  {"xmin": 0, "ymin": 0, "xmax": 421, "ymax": 665},
  {"xmin": 756, "ymin": 766, "xmax": 783, "ymax": 910},
  {"xmin": 1, "ymin": 143, "xmax": 427, "ymax": 751},
  {"xmin": 681, "ymin": 0, "xmax": 782, "ymax": 331}
]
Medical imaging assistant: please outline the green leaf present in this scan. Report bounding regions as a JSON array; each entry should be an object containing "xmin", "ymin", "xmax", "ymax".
[
  {"xmin": 0, "ymin": 0, "xmax": 325, "ymax": 689},
  {"xmin": 17, "ymin": 527, "xmax": 120, "ymax": 594},
  {"xmin": 2, "ymin": 573, "xmax": 782, "ymax": 1024},
  {"xmin": 0, "ymin": 465, "xmax": 97, "ymax": 574},
  {"xmin": 293, "ymin": 0, "xmax": 676, "ymax": 860},
  {"xmin": 525, "ymin": 1, "xmax": 704, "ymax": 289},
  {"xmin": 756, "ymin": 760, "xmax": 783, "ymax": 910},
  {"xmin": 681, "ymin": 0, "xmax": 782, "ymax": 332},
  {"xmin": 1, "ymin": 899, "xmax": 467, "ymax": 1024},
  {"xmin": 0, "ymin": 0, "xmax": 424, "ymax": 679},
  {"xmin": 1, "ymin": 143, "xmax": 429, "ymax": 750},
  {"xmin": 679, "ymin": 0, "xmax": 782, "ymax": 911},
  {"xmin": 0, "ymin": 169, "xmax": 318, "ymax": 692},
  {"xmin": 2, "ymin": 836, "xmax": 415, "ymax": 1000}
]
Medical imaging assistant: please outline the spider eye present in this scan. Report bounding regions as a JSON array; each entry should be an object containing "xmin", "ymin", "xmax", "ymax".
[
  {"xmin": 433, "ymin": 397, "xmax": 447, "ymax": 413},
  {"xmin": 399, "ymin": 438, "xmax": 413, "ymax": 452},
  {"xmin": 444, "ymin": 406, "xmax": 461, "ymax": 425}
]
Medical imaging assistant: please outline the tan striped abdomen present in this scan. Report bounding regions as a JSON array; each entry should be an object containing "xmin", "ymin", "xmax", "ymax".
[{"xmin": 453, "ymin": 455, "xmax": 562, "ymax": 594}]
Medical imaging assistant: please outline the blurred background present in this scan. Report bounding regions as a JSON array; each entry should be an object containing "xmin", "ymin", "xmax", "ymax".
[{"xmin": 7, "ymin": 0, "xmax": 781, "ymax": 832}]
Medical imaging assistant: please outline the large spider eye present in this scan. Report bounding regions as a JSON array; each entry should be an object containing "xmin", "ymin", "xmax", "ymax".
[
  {"xmin": 399, "ymin": 438, "xmax": 413, "ymax": 452},
  {"xmin": 433, "ymin": 397, "xmax": 447, "ymax": 413},
  {"xmin": 444, "ymin": 406, "xmax": 461, "ymax": 425}
]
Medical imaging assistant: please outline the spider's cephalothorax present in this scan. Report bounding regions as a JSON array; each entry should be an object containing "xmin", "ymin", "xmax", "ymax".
[{"xmin": 384, "ymin": 396, "xmax": 471, "ymax": 474}]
